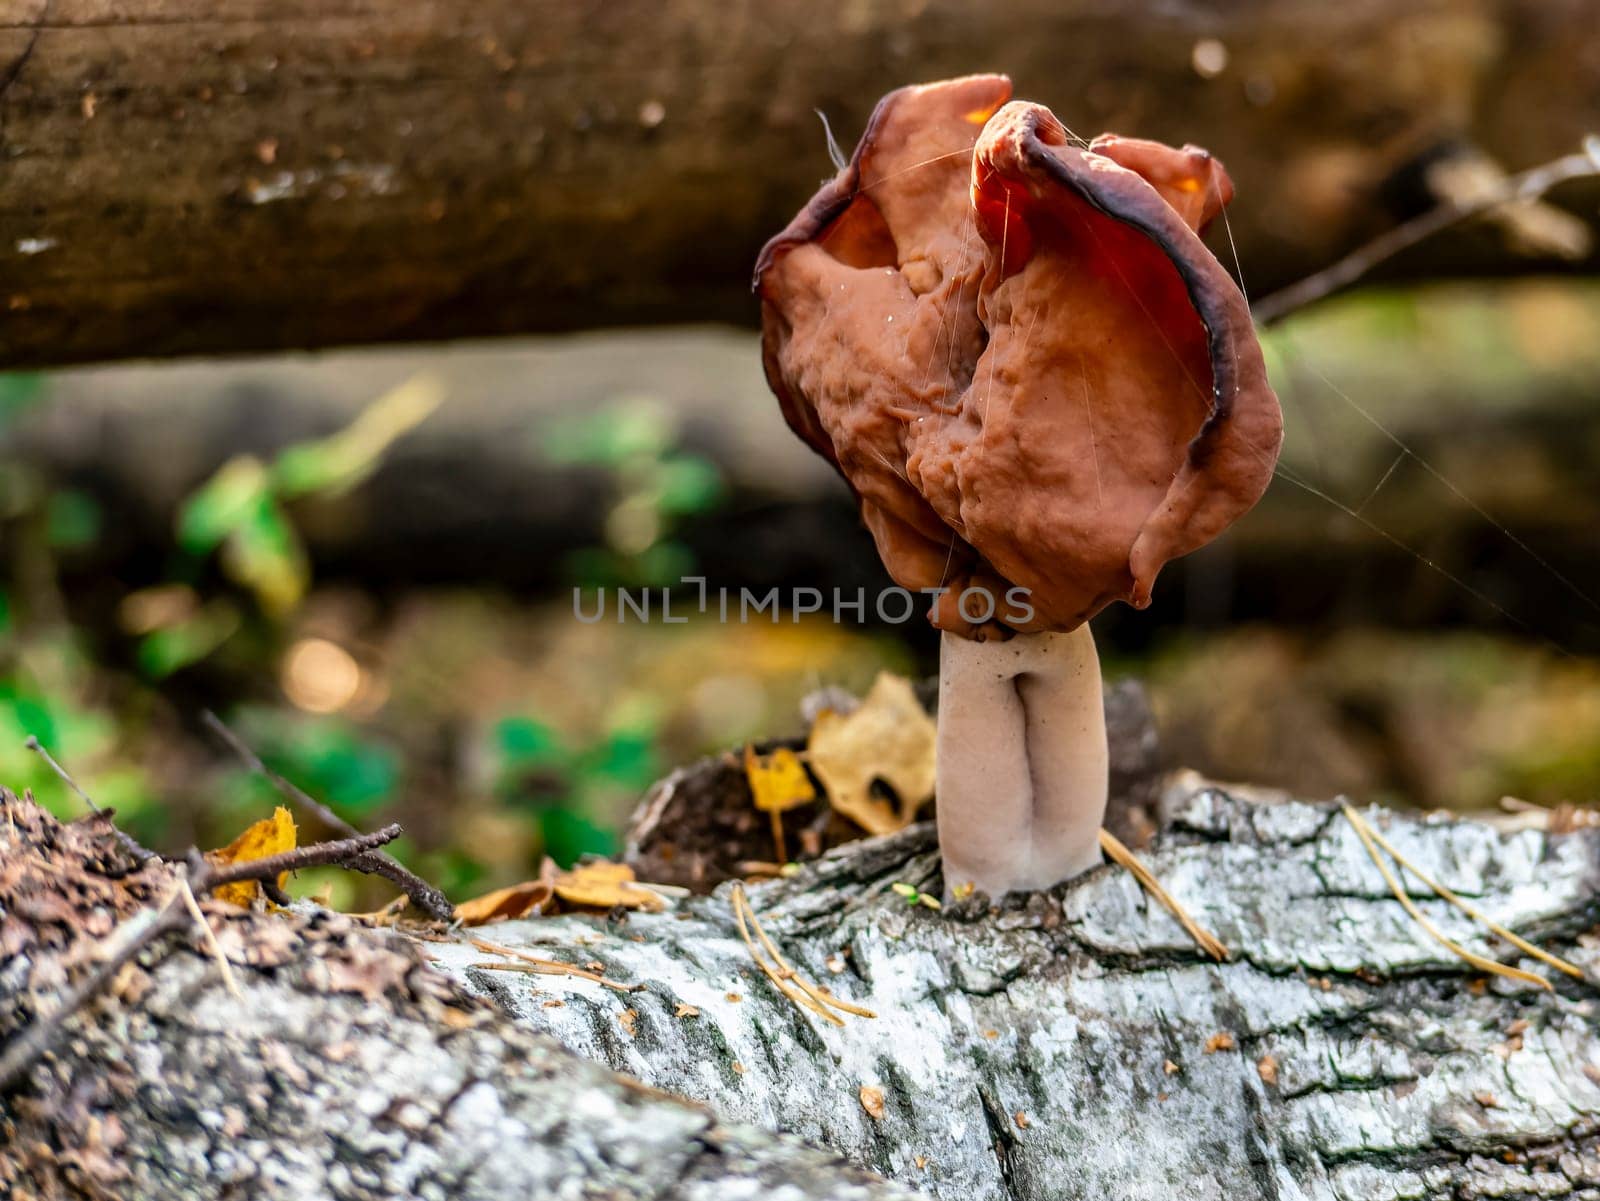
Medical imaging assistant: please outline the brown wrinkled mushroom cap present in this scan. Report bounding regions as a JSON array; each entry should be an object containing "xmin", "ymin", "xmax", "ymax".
[{"xmin": 756, "ymin": 75, "xmax": 1283, "ymax": 638}]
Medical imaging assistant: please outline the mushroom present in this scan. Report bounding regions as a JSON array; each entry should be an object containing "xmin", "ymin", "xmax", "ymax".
[{"xmin": 755, "ymin": 76, "xmax": 1282, "ymax": 900}]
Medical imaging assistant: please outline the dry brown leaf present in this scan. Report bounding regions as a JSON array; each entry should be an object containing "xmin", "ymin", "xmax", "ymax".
[
  {"xmin": 859, "ymin": 1085, "xmax": 886, "ymax": 1120},
  {"xmin": 675, "ymin": 1003, "xmax": 700, "ymax": 1019},
  {"xmin": 1013, "ymin": 1111, "xmax": 1030, "ymax": 1130},
  {"xmin": 1204, "ymin": 1032, "xmax": 1236, "ymax": 1055},
  {"xmin": 1164, "ymin": 1059, "xmax": 1180, "ymax": 1075},
  {"xmin": 1474, "ymin": 1090, "xmax": 1500, "ymax": 1109},
  {"xmin": 553, "ymin": 861, "xmax": 665, "ymax": 912},
  {"xmin": 618, "ymin": 1008, "xmax": 638, "ymax": 1036},
  {"xmin": 208, "ymin": 806, "xmax": 297, "ymax": 908},
  {"xmin": 914, "ymin": 1155, "xmax": 928, "ymax": 1170},
  {"xmin": 1257, "ymin": 1054, "xmax": 1279, "ymax": 1086},
  {"xmin": 807, "ymin": 673, "xmax": 935, "ymax": 836},
  {"xmin": 726, "ymin": 992, "xmax": 742, "ymax": 1003},
  {"xmin": 454, "ymin": 879, "xmax": 554, "ymax": 926}
]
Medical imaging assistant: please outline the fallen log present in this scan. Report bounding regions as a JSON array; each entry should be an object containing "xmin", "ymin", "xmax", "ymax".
[
  {"xmin": 5, "ymin": 766, "xmax": 1599, "ymax": 1199},
  {"xmin": 2, "ymin": 0, "xmax": 1599, "ymax": 367},
  {"xmin": 0, "ymin": 790, "xmax": 916, "ymax": 1201}
]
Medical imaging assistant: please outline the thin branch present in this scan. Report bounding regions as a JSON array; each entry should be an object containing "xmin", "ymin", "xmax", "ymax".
[
  {"xmin": 201, "ymin": 824, "xmax": 402, "ymax": 889},
  {"xmin": 1, "ymin": 820, "xmax": 417, "ymax": 1094},
  {"xmin": 0, "ymin": 888, "xmax": 185, "ymax": 1093},
  {"xmin": 1253, "ymin": 137, "xmax": 1600, "ymax": 325},
  {"xmin": 200, "ymin": 711, "xmax": 454, "ymax": 921},
  {"xmin": 23, "ymin": 736, "xmax": 158, "ymax": 865}
]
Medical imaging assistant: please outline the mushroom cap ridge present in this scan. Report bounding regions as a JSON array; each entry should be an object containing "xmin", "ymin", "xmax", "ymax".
[{"xmin": 756, "ymin": 77, "xmax": 1282, "ymax": 635}]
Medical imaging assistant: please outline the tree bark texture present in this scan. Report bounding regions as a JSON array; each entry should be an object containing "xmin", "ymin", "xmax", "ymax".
[
  {"xmin": 5, "ymin": 769, "xmax": 1600, "ymax": 1199},
  {"xmin": 1, "ymin": 0, "xmax": 1598, "ymax": 367},
  {"xmin": 0, "ymin": 789, "xmax": 918, "ymax": 1201}
]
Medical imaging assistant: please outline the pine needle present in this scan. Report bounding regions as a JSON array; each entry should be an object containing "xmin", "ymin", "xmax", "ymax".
[
  {"xmin": 469, "ymin": 937, "xmax": 642, "ymax": 992},
  {"xmin": 178, "ymin": 877, "xmax": 242, "ymax": 998},
  {"xmin": 1099, "ymin": 828, "xmax": 1229, "ymax": 961},
  {"xmin": 1342, "ymin": 804, "xmax": 1580, "ymax": 987},
  {"xmin": 730, "ymin": 883, "xmax": 875, "ymax": 1025}
]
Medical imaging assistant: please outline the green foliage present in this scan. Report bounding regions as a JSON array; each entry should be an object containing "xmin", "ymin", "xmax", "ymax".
[
  {"xmin": 538, "ymin": 807, "xmax": 618, "ymax": 866},
  {"xmin": 171, "ymin": 375, "xmax": 442, "ymax": 638},
  {"xmin": 0, "ymin": 631, "xmax": 157, "ymax": 839},
  {"xmin": 542, "ymin": 400, "xmax": 672, "ymax": 467},
  {"xmin": 270, "ymin": 375, "xmax": 444, "ymax": 499},
  {"xmin": 490, "ymin": 711, "xmax": 661, "ymax": 867},
  {"xmin": 0, "ymin": 373, "xmax": 44, "ymax": 431},
  {"xmin": 44, "ymin": 489, "xmax": 103, "ymax": 551},
  {"xmin": 135, "ymin": 601, "xmax": 241, "ymax": 679},
  {"xmin": 541, "ymin": 397, "xmax": 725, "ymax": 588},
  {"xmin": 225, "ymin": 707, "xmax": 401, "ymax": 818}
]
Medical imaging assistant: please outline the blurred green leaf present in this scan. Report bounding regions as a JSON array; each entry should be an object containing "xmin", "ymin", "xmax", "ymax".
[
  {"xmin": 271, "ymin": 374, "xmax": 444, "ymax": 499},
  {"xmin": 177, "ymin": 455, "xmax": 270, "ymax": 554},
  {"xmin": 542, "ymin": 401, "xmax": 672, "ymax": 467},
  {"xmin": 584, "ymin": 727, "xmax": 660, "ymax": 791},
  {"xmin": 1, "ymin": 681, "xmax": 58, "ymax": 751},
  {"xmin": 495, "ymin": 716, "xmax": 566, "ymax": 770},
  {"xmin": 538, "ymin": 807, "xmax": 618, "ymax": 868},
  {"xmin": 632, "ymin": 541, "xmax": 694, "ymax": 587},
  {"xmin": 654, "ymin": 455, "xmax": 723, "ymax": 515},
  {"xmin": 250, "ymin": 717, "xmax": 400, "ymax": 816},
  {"xmin": 0, "ymin": 373, "xmax": 44, "ymax": 431},
  {"xmin": 220, "ymin": 494, "xmax": 309, "ymax": 616},
  {"xmin": 45, "ymin": 489, "xmax": 102, "ymax": 550},
  {"xmin": 136, "ymin": 601, "xmax": 240, "ymax": 678}
]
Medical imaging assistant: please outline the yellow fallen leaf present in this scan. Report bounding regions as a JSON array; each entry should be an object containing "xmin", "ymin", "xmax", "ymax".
[
  {"xmin": 807, "ymin": 673, "xmax": 935, "ymax": 836},
  {"xmin": 744, "ymin": 744, "xmax": 816, "ymax": 862},
  {"xmin": 553, "ymin": 861, "xmax": 665, "ymax": 912},
  {"xmin": 208, "ymin": 806, "xmax": 297, "ymax": 907},
  {"xmin": 454, "ymin": 879, "xmax": 554, "ymax": 926},
  {"xmin": 744, "ymin": 745, "xmax": 816, "ymax": 813}
]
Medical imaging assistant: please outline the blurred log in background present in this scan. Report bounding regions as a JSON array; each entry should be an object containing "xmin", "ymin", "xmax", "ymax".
[{"xmin": 2, "ymin": 0, "xmax": 1599, "ymax": 365}]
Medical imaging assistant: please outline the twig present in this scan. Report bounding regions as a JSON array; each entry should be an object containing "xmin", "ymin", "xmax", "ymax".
[
  {"xmin": 203, "ymin": 824, "xmax": 403, "ymax": 889},
  {"xmin": 200, "ymin": 711, "xmax": 454, "ymax": 921},
  {"xmin": 1253, "ymin": 137, "xmax": 1600, "ymax": 325},
  {"xmin": 0, "ymin": 821, "xmax": 420, "ymax": 1094},
  {"xmin": 23, "ymin": 736, "xmax": 157, "ymax": 865},
  {"xmin": 0, "ymin": 887, "xmax": 185, "ymax": 1093},
  {"xmin": 1099, "ymin": 828, "xmax": 1229, "ymax": 962},
  {"xmin": 468, "ymin": 937, "xmax": 642, "ymax": 992},
  {"xmin": 1342, "ymin": 804, "xmax": 1582, "ymax": 986}
]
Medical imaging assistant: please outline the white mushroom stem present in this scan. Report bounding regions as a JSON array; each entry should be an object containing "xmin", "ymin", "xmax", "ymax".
[{"xmin": 936, "ymin": 624, "xmax": 1108, "ymax": 901}]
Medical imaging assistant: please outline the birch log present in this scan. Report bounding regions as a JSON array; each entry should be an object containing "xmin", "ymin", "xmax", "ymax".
[{"xmin": 4, "ymin": 770, "xmax": 1600, "ymax": 1200}]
